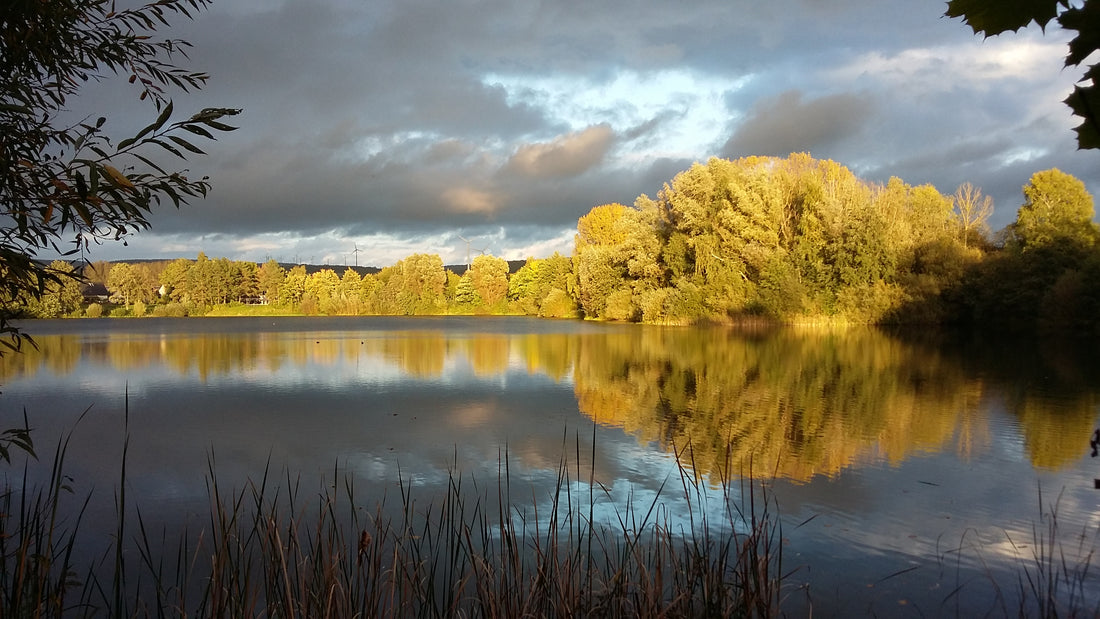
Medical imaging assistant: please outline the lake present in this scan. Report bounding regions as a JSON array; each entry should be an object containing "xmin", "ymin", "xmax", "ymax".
[{"xmin": 2, "ymin": 316, "xmax": 1098, "ymax": 616}]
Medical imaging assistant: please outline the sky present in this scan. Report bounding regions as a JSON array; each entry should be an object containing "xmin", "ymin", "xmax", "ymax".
[{"xmin": 75, "ymin": 0, "xmax": 1099, "ymax": 268}]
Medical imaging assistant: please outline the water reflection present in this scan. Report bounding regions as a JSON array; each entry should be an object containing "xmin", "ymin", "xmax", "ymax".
[
  {"xmin": 3, "ymin": 318, "xmax": 1100, "ymax": 615},
  {"xmin": 3, "ymin": 318, "xmax": 1098, "ymax": 482}
]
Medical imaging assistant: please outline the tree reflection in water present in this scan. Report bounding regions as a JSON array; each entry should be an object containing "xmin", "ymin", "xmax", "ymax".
[{"xmin": 4, "ymin": 319, "xmax": 1097, "ymax": 481}]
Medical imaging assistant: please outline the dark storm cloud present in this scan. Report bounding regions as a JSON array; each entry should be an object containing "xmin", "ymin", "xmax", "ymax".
[
  {"xmin": 74, "ymin": 0, "xmax": 1099, "ymax": 265},
  {"xmin": 721, "ymin": 91, "xmax": 874, "ymax": 159}
]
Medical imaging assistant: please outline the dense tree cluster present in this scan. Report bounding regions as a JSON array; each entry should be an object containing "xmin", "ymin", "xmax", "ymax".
[
  {"xmin": 9, "ymin": 154, "xmax": 1098, "ymax": 332},
  {"xmin": 574, "ymin": 154, "xmax": 1098, "ymax": 331},
  {"xmin": 35, "ymin": 251, "xmax": 577, "ymax": 318},
  {"xmin": 574, "ymin": 155, "xmax": 969, "ymax": 324}
]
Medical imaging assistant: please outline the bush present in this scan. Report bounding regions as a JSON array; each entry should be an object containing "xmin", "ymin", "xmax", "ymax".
[
  {"xmin": 638, "ymin": 288, "xmax": 670, "ymax": 323},
  {"xmin": 84, "ymin": 303, "xmax": 103, "ymax": 318},
  {"xmin": 603, "ymin": 289, "xmax": 636, "ymax": 321},
  {"xmin": 109, "ymin": 307, "xmax": 129, "ymax": 317},
  {"xmin": 299, "ymin": 297, "xmax": 319, "ymax": 316},
  {"xmin": 666, "ymin": 281, "xmax": 707, "ymax": 323},
  {"xmin": 131, "ymin": 300, "xmax": 147, "ymax": 317},
  {"xmin": 151, "ymin": 302, "xmax": 188, "ymax": 317},
  {"xmin": 539, "ymin": 288, "xmax": 576, "ymax": 318}
]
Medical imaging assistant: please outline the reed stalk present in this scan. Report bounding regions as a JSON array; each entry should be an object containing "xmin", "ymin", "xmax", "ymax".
[{"xmin": 0, "ymin": 416, "xmax": 788, "ymax": 618}]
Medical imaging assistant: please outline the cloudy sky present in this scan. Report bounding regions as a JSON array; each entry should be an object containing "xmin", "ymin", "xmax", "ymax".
[{"xmin": 79, "ymin": 0, "xmax": 1098, "ymax": 268}]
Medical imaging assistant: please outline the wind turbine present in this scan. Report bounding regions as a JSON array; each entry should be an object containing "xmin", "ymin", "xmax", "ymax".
[
  {"xmin": 457, "ymin": 235, "xmax": 473, "ymax": 270},
  {"xmin": 351, "ymin": 243, "xmax": 361, "ymax": 268}
]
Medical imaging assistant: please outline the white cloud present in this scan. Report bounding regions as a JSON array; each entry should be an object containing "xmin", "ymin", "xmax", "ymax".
[
  {"xmin": 483, "ymin": 68, "xmax": 749, "ymax": 159},
  {"xmin": 828, "ymin": 37, "xmax": 1068, "ymax": 94}
]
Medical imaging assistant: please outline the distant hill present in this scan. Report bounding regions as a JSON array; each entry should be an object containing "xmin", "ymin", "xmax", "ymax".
[
  {"xmin": 446, "ymin": 260, "xmax": 527, "ymax": 276},
  {"xmin": 72, "ymin": 258, "xmax": 530, "ymax": 277}
]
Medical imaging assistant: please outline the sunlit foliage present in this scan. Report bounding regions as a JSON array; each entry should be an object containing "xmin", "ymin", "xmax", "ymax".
[{"xmin": 10, "ymin": 156, "xmax": 1098, "ymax": 332}]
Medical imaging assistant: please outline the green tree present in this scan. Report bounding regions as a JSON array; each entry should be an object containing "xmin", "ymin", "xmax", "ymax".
[
  {"xmin": 185, "ymin": 253, "xmax": 214, "ymax": 306},
  {"xmin": 574, "ymin": 245, "xmax": 624, "ymax": 318},
  {"xmin": 257, "ymin": 259, "xmax": 285, "ymax": 304},
  {"xmin": 507, "ymin": 258, "xmax": 541, "ymax": 313},
  {"xmin": 946, "ymin": 0, "xmax": 1099, "ymax": 148},
  {"xmin": 338, "ymin": 268, "xmax": 364, "ymax": 314},
  {"xmin": 453, "ymin": 274, "xmax": 483, "ymax": 309},
  {"xmin": 359, "ymin": 272, "xmax": 381, "ymax": 313},
  {"xmin": 303, "ymin": 269, "xmax": 340, "ymax": 315},
  {"xmin": 158, "ymin": 258, "xmax": 193, "ymax": 302},
  {"xmin": 236, "ymin": 261, "xmax": 260, "ymax": 303},
  {"xmin": 390, "ymin": 253, "xmax": 447, "ymax": 314},
  {"xmin": 20, "ymin": 260, "xmax": 83, "ymax": 317},
  {"xmin": 277, "ymin": 265, "xmax": 308, "ymax": 308},
  {"xmin": 509, "ymin": 252, "xmax": 576, "ymax": 318},
  {"xmin": 106, "ymin": 262, "xmax": 153, "ymax": 306},
  {"xmin": 574, "ymin": 203, "xmax": 660, "ymax": 319},
  {"xmin": 0, "ymin": 0, "xmax": 239, "ymax": 351},
  {"xmin": 1011, "ymin": 168, "xmax": 1097, "ymax": 251}
]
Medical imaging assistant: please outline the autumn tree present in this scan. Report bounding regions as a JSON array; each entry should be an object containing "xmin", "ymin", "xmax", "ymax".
[
  {"xmin": 83, "ymin": 260, "xmax": 112, "ymax": 285},
  {"xmin": 467, "ymin": 254, "xmax": 510, "ymax": 310},
  {"xmin": 0, "ymin": 0, "xmax": 239, "ymax": 351}
]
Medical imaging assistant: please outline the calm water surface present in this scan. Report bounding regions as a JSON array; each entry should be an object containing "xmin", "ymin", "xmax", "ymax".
[{"xmin": 2, "ymin": 316, "xmax": 1099, "ymax": 616}]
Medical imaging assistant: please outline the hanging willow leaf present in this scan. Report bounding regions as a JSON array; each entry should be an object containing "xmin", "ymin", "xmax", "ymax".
[
  {"xmin": 168, "ymin": 135, "xmax": 205, "ymax": 154},
  {"xmin": 103, "ymin": 165, "xmax": 137, "ymax": 192}
]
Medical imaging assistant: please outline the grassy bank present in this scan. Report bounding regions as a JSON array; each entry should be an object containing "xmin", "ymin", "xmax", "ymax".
[{"xmin": 201, "ymin": 304, "xmax": 304, "ymax": 317}]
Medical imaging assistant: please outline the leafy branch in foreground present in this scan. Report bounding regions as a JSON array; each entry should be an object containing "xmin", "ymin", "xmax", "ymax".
[
  {"xmin": 0, "ymin": 0, "xmax": 240, "ymax": 353},
  {"xmin": 945, "ymin": 0, "xmax": 1100, "ymax": 149}
]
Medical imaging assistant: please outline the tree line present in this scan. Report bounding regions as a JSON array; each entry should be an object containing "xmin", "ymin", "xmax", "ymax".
[
  {"xmin": 10, "ymin": 154, "xmax": 1099, "ymax": 332},
  {"xmin": 573, "ymin": 154, "xmax": 1098, "ymax": 331}
]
